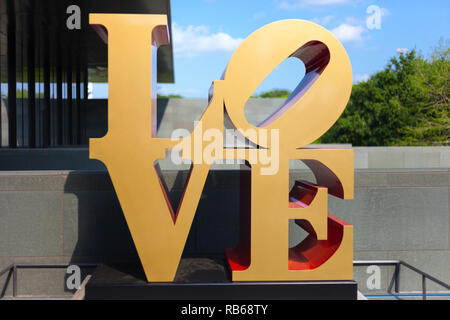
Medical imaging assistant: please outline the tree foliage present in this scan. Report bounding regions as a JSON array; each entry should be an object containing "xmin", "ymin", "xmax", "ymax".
[
  {"xmin": 157, "ymin": 94, "xmax": 183, "ymax": 99},
  {"xmin": 320, "ymin": 41, "xmax": 449, "ymax": 146},
  {"xmin": 257, "ymin": 89, "xmax": 291, "ymax": 98}
]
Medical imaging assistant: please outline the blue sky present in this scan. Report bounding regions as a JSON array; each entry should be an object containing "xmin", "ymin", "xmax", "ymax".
[{"xmin": 94, "ymin": 0, "xmax": 449, "ymax": 98}]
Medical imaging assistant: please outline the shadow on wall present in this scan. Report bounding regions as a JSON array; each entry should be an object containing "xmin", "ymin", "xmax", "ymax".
[
  {"xmin": 157, "ymin": 99, "xmax": 170, "ymax": 134},
  {"xmin": 62, "ymin": 167, "xmax": 242, "ymax": 284},
  {"xmin": 64, "ymin": 172, "xmax": 141, "ymax": 288}
]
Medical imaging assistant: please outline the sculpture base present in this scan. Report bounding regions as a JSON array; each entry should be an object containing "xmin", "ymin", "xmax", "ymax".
[{"xmin": 84, "ymin": 258, "xmax": 357, "ymax": 300}]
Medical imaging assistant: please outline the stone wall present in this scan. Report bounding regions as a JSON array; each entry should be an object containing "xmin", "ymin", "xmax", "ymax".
[{"xmin": 0, "ymin": 168, "xmax": 448, "ymax": 297}]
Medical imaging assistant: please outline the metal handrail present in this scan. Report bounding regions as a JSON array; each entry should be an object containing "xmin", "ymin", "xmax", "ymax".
[
  {"xmin": 1, "ymin": 260, "xmax": 449, "ymax": 299},
  {"xmin": 0, "ymin": 262, "xmax": 98, "ymax": 298},
  {"xmin": 354, "ymin": 260, "xmax": 450, "ymax": 300}
]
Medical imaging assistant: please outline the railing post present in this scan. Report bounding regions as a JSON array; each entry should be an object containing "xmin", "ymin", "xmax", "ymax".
[
  {"xmin": 394, "ymin": 263, "xmax": 400, "ymax": 293},
  {"xmin": 422, "ymin": 275, "xmax": 426, "ymax": 300},
  {"xmin": 12, "ymin": 265, "xmax": 17, "ymax": 297}
]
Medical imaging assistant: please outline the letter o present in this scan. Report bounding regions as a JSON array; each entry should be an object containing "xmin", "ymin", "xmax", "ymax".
[{"xmin": 222, "ymin": 20, "xmax": 352, "ymax": 149}]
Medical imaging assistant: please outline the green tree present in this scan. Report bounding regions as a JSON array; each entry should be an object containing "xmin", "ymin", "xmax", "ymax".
[
  {"xmin": 321, "ymin": 41, "xmax": 449, "ymax": 146},
  {"xmin": 2, "ymin": 89, "xmax": 45, "ymax": 99},
  {"xmin": 257, "ymin": 89, "xmax": 291, "ymax": 98},
  {"xmin": 157, "ymin": 94, "xmax": 183, "ymax": 99}
]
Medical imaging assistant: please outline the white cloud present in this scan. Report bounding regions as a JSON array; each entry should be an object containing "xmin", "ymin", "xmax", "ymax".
[
  {"xmin": 277, "ymin": 0, "xmax": 350, "ymax": 9},
  {"xmin": 380, "ymin": 7, "xmax": 391, "ymax": 17},
  {"xmin": 344, "ymin": 16, "xmax": 363, "ymax": 25},
  {"xmin": 396, "ymin": 48, "xmax": 409, "ymax": 55},
  {"xmin": 332, "ymin": 23, "xmax": 367, "ymax": 43},
  {"xmin": 354, "ymin": 74, "xmax": 370, "ymax": 83},
  {"xmin": 312, "ymin": 15, "xmax": 334, "ymax": 26},
  {"xmin": 172, "ymin": 23, "xmax": 243, "ymax": 58}
]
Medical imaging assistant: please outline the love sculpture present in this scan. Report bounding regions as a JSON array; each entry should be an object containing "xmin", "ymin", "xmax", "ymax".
[{"xmin": 89, "ymin": 14, "xmax": 354, "ymax": 282}]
